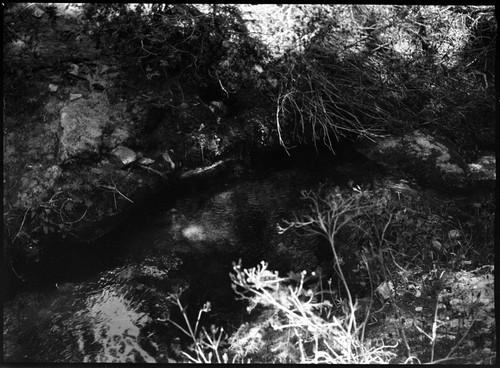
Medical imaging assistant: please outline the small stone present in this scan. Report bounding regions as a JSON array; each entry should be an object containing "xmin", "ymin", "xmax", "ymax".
[
  {"xmin": 448, "ymin": 229, "xmax": 462, "ymax": 240},
  {"xmin": 375, "ymin": 281, "xmax": 394, "ymax": 301},
  {"xmin": 415, "ymin": 306, "xmax": 423, "ymax": 312},
  {"xmin": 67, "ymin": 64, "xmax": 80, "ymax": 77},
  {"xmin": 432, "ymin": 240, "xmax": 443, "ymax": 252},
  {"xmin": 70, "ymin": 93, "xmax": 82, "ymax": 101},
  {"xmin": 253, "ymin": 64, "xmax": 264, "ymax": 73},
  {"xmin": 162, "ymin": 151, "xmax": 175, "ymax": 170},
  {"xmin": 481, "ymin": 348, "xmax": 491, "ymax": 357},
  {"xmin": 111, "ymin": 146, "xmax": 137, "ymax": 167},
  {"xmin": 138, "ymin": 157, "xmax": 154, "ymax": 165},
  {"xmin": 49, "ymin": 84, "xmax": 58, "ymax": 92}
]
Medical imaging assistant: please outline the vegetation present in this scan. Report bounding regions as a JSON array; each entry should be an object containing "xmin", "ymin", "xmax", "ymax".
[
  {"xmin": 76, "ymin": 4, "xmax": 496, "ymax": 155},
  {"xmin": 79, "ymin": 4, "xmax": 267, "ymax": 91},
  {"xmin": 265, "ymin": 5, "xmax": 496, "ymax": 155},
  {"xmin": 4, "ymin": 4, "xmax": 495, "ymax": 152},
  {"xmin": 167, "ymin": 182, "xmax": 494, "ymax": 363}
]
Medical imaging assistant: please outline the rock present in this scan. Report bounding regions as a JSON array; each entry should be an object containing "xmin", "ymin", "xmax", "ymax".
[
  {"xmin": 253, "ymin": 64, "xmax": 264, "ymax": 74},
  {"xmin": 467, "ymin": 154, "xmax": 495, "ymax": 181},
  {"xmin": 357, "ymin": 130, "xmax": 467, "ymax": 190},
  {"xmin": 138, "ymin": 157, "xmax": 154, "ymax": 165},
  {"xmin": 448, "ymin": 229, "xmax": 462, "ymax": 240},
  {"xmin": 69, "ymin": 93, "xmax": 82, "ymax": 101},
  {"xmin": 111, "ymin": 146, "xmax": 137, "ymax": 167},
  {"xmin": 432, "ymin": 239, "xmax": 443, "ymax": 252},
  {"xmin": 58, "ymin": 93, "xmax": 110, "ymax": 162},
  {"xmin": 67, "ymin": 63, "xmax": 79, "ymax": 77},
  {"xmin": 375, "ymin": 281, "xmax": 394, "ymax": 301},
  {"xmin": 162, "ymin": 151, "xmax": 175, "ymax": 170}
]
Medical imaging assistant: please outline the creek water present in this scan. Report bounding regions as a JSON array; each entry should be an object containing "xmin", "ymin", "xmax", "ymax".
[{"xmin": 3, "ymin": 145, "xmax": 378, "ymax": 363}]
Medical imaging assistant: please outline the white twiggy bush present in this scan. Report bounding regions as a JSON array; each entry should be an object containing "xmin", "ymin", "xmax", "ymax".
[{"xmin": 229, "ymin": 260, "xmax": 396, "ymax": 363}]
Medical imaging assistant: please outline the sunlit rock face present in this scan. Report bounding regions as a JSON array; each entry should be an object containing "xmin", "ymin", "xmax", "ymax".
[{"xmin": 357, "ymin": 130, "xmax": 468, "ymax": 191}]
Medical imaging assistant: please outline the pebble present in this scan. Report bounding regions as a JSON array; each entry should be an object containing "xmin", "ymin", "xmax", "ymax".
[
  {"xmin": 111, "ymin": 146, "xmax": 137, "ymax": 167},
  {"xmin": 138, "ymin": 157, "xmax": 154, "ymax": 165}
]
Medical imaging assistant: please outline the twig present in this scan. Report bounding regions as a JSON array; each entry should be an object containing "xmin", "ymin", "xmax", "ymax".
[
  {"xmin": 276, "ymin": 91, "xmax": 293, "ymax": 155},
  {"xmin": 48, "ymin": 191, "xmax": 63, "ymax": 204},
  {"xmin": 99, "ymin": 179, "xmax": 134, "ymax": 203},
  {"xmin": 413, "ymin": 320, "xmax": 432, "ymax": 340},
  {"xmin": 60, "ymin": 205, "xmax": 88, "ymax": 225},
  {"xmin": 13, "ymin": 206, "xmax": 31, "ymax": 242},
  {"xmin": 115, "ymin": 188, "xmax": 126, "ymax": 205},
  {"xmin": 215, "ymin": 71, "xmax": 229, "ymax": 98},
  {"xmin": 136, "ymin": 164, "xmax": 168, "ymax": 179},
  {"xmin": 430, "ymin": 292, "xmax": 442, "ymax": 362},
  {"xmin": 11, "ymin": 264, "xmax": 25, "ymax": 282}
]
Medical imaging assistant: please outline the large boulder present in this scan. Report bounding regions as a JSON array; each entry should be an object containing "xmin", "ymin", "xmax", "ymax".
[
  {"xmin": 357, "ymin": 130, "xmax": 468, "ymax": 191},
  {"xmin": 58, "ymin": 92, "xmax": 110, "ymax": 162}
]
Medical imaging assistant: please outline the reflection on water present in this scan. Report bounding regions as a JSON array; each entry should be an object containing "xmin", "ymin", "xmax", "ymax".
[
  {"xmin": 81, "ymin": 285, "xmax": 155, "ymax": 363},
  {"xmin": 4, "ymin": 261, "xmax": 177, "ymax": 363}
]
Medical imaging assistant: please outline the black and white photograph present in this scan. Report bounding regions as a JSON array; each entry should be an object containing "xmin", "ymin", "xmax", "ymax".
[{"xmin": 3, "ymin": 3, "xmax": 496, "ymax": 364}]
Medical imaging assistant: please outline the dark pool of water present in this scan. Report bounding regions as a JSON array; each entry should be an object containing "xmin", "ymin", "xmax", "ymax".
[{"xmin": 3, "ymin": 144, "xmax": 378, "ymax": 363}]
